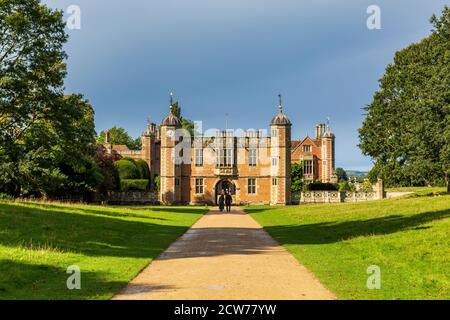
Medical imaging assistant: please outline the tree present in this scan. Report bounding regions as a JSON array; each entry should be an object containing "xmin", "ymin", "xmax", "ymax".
[
  {"xmin": 92, "ymin": 145, "xmax": 120, "ymax": 195},
  {"xmin": 0, "ymin": 1, "xmax": 102, "ymax": 198},
  {"xmin": 335, "ymin": 168, "xmax": 348, "ymax": 182},
  {"xmin": 0, "ymin": 0, "xmax": 67, "ymax": 196},
  {"xmin": 291, "ymin": 162, "xmax": 303, "ymax": 193},
  {"xmin": 4, "ymin": 94, "xmax": 102, "ymax": 198},
  {"xmin": 170, "ymin": 101, "xmax": 195, "ymax": 136},
  {"xmin": 97, "ymin": 126, "xmax": 141, "ymax": 150},
  {"xmin": 0, "ymin": 0, "xmax": 67, "ymax": 150},
  {"xmin": 359, "ymin": 6, "xmax": 450, "ymax": 192}
]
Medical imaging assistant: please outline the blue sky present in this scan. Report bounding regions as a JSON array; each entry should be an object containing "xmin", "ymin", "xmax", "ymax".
[{"xmin": 44, "ymin": 0, "xmax": 449, "ymax": 171}]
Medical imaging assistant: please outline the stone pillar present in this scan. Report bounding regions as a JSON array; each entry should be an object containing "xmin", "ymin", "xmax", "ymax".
[{"xmin": 375, "ymin": 178, "xmax": 385, "ymax": 199}]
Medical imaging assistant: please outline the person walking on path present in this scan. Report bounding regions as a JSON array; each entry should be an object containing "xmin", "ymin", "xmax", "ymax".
[
  {"xmin": 225, "ymin": 191, "xmax": 232, "ymax": 212},
  {"xmin": 218, "ymin": 191, "xmax": 225, "ymax": 212}
]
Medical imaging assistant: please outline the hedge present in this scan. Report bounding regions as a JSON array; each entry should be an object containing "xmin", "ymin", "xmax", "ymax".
[
  {"xmin": 120, "ymin": 179, "xmax": 149, "ymax": 191},
  {"xmin": 303, "ymin": 182, "xmax": 339, "ymax": 191},
  {"xmin": 135, "ymin": 159, "xmax": 151, "ymax": 180},
  {"xmin": 115, "ymin": 159, "xmax": 141, "ymax": 180}
]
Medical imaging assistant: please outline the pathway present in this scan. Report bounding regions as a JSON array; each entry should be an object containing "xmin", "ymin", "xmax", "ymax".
[{"xmin": 114, "ymin": 207, "xmax": 335, "ymax": 300}]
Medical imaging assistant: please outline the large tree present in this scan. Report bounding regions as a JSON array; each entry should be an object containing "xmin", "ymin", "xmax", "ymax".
[
  {"xmin": 359, "ymin": 6, "xmax": 450, "ymax": 192},
  {"xmin": 335, "ymin": 168, "xmax": 348, "ymax": 183},
  {"xmin": 97, "ymin": 126, "xmax": 141, "ymax": 150},
  {"xmin": 0, "ymin": 0, "xmax": 101, "ymax": 197},
  {"xmin": 0, "ymin": 0, "xmax": 67, "ymax": 148},
  {"xmin": 171, "ymin": 101, "xmax": 195, "ymax": 136}
]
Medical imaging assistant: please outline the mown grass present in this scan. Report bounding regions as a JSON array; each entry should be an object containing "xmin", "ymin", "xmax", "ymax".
[
  {"xmin": 246, "ymin": 195, "xmax": 450, "ymax": 300},
  {"xmin": 0, "ymin": 201, "xmax": 207, "ymax": 300},
  {"xmin": 386, "ymin": 186, "xmax": 447, "ymax": 196}
]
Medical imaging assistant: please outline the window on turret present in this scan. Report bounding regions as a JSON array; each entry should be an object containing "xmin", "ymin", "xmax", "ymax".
[
  {"xmin": 249, "ymin": 148, "xmax": 257, "ymax": 167},
  {"xmin": 271, "ymin": 129, "xmax": 278, "ymax": 137},
  {"xmin": 271, "ymin": 157, "xmax": 278, "ymax": 166}
]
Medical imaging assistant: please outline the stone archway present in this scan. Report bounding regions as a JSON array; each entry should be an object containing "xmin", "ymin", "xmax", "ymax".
[{"xmin": 215, "ymin": 179, "xmax": 236, "ymax": 205}]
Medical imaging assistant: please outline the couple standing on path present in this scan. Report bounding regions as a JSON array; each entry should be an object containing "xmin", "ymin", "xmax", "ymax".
[{"xmin": 218, "ymin": 190, "xmax": 232, "ymax": 212}]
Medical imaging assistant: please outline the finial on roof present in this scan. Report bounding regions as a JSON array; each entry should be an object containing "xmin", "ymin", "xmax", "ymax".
[
  {"xmin": 278, "ymin": 94, "xmax": 283, "ymax": 113},
  {"xmin": 326, "ymin": 116, "xmax": 331, "ymax": 131},
  {"xmin": 169, "ymin": 92, "xmax": 175, "ymax": 114},
  {"xmin": 170, "ymin": 92, "xmax": 174, "ymax": 106},
  {"xmin": 271, "ymin": 94, "xmax": 291, "ymax": 126}
]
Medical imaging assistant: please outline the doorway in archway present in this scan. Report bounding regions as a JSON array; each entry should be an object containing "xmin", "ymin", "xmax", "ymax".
[{"xmin": 215, "ymin": 179, "xmax": 236, "ymax": 205}]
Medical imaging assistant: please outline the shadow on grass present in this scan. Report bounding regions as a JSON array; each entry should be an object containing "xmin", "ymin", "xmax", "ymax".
[
  {"xmin": 258, "ymin": 209, "xmax": 450, "ymax": 245},
  {"xmin": 15, "ymin": 203, "xmax": 207, "ymax": 223},
  {"xmin": 0, "ymin": 259, "xmax": 159, "ymax": 300},
  {"xmin": 149, "ymin": 207, "xmax": 210, "ymax": 214},
  {"xmin": 0, "ymin": 202, "xmax": 199, "ymax": 259}
]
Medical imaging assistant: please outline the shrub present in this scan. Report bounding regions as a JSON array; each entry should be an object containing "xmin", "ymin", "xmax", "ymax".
[
  {"xmin": 154, "ymin": 175, "xmax": 160, "ymax": 192},
  {"xmin": 303, "ymin": 182, "xmax": 339, "ymax": 191},
  {"xmin": 135, "ymin": 160, "xmax": 151, "ymax": 180},
  {"xmin": 360, "ymin": 179, "xmax": 374, "ymax": 192},
  {"xmin": 339, "ymin": 182, "xmax": 355, "ymax": 192},
  {"xmin": 120, "ymin": 179, "xmax": 149, "ymax": 191},
  {"xmin": 115, "ymin": 159, "xmax": 140, "ymax": 180},
  {"xmin": 0, "ymin": 193, "xmax": 14, "ymax": 201},
  {"xmin": 121, "ymin": 157, "xmax": 137, "ymax": 164},
  {"xmin": 291, "ymin": 163, "xmax": 303, "ymax": 193}
]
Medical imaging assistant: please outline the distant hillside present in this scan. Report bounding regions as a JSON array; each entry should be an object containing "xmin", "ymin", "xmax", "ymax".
[{"xmin": 345, "ymin": 170, "xmax": 368, "ymax": 178}]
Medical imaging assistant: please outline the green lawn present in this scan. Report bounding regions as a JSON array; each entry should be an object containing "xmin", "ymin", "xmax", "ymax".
[
  {"xmin": 386, "ymin": 186, "xmax": 447, "ymax": 196},
  {"xmin": 246, "ymin": 195, "xmax": 450, "ymax": 300},
  {"xmin": 0, "ymin": 201, "xmax": 207, "ymax": 300}
]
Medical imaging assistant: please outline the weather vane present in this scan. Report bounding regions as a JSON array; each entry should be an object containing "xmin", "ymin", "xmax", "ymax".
[{"xmin": 278, "ymin": 94, "xmax": 283, "ymax": 113}]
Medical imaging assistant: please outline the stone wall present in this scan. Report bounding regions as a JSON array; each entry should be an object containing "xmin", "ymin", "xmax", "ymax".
[
  {"xmin": 299, "ymin": 179, "xmax": 385, "ymax": 204},
  {"xmin": 300, "ymin": 191, "xmax": 380, "ymax": 204},
  {"xmin": 104, "ymin": 191, "xmax": 159, "ymax": 205}
]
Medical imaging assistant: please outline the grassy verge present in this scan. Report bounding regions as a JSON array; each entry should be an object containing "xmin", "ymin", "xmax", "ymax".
[
  {"xmin": 386, "ymin": 186, "xmax": 447, "ymax": 196},
  {"xmin": 246, "ymin": 195, "xmax": 450, "ymax": 299},
  {"xmin": 0, "ymin": 201, "xmax": 207, "ymax": 299}
]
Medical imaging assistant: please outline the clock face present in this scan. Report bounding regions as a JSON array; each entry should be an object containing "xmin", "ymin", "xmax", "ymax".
[{"xmin": 166, "ymin": 129, "xmax": 174, "ymax": 138}]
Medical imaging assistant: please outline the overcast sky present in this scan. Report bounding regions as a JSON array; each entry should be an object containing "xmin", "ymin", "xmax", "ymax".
[{"xmin": 44, "ymin": 0, "xmax": 448, "ymax": 171}]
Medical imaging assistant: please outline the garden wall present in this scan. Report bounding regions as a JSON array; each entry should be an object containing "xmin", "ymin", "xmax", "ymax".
[
  {"xmin": 299, "ymin": 180, "xmax": 385, "ymax": 204},
  {"xmin": 103, "ymin": 191, "xmax": 159, "ymax": 205}
]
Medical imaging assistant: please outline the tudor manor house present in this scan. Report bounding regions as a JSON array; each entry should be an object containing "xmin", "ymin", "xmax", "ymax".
[{"xmin": 105, "ymin": 95, "xmax": 336, "ymax": 205}]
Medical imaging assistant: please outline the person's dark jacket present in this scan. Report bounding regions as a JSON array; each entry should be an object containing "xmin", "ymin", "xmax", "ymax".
[{"xmin": 225, "ymin": 194, "xmax": 232, "ymax": 205}]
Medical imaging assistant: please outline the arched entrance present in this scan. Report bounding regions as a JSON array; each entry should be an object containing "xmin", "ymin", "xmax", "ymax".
[{"xmin": 215, "ymin": 179, "xmax": 236, "ymax": 205}]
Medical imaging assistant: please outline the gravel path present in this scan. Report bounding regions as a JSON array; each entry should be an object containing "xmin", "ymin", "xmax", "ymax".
[{"xmin": 113, "ymin": 207, "xmax": 336, "ymax": 300}]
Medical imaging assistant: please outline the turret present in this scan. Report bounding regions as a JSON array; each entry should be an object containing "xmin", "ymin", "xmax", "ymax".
[
  {"xmin": 104, "ymin": 130, "xmax": 112, "ymax": 153},
  {"xmin": 160, "ymin": 93, "xmax": 182, "ymax": 204},
  {"xmin": 141, "ymin": 120, "xmax": 158, "ymax": 181},
  {"xmin": 321, "ymin": 119, "xmax": 336, "ymax": 182},
  {"xmin": 270, "ymin": 95, "xmax": 292, "ymax": 205}
]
